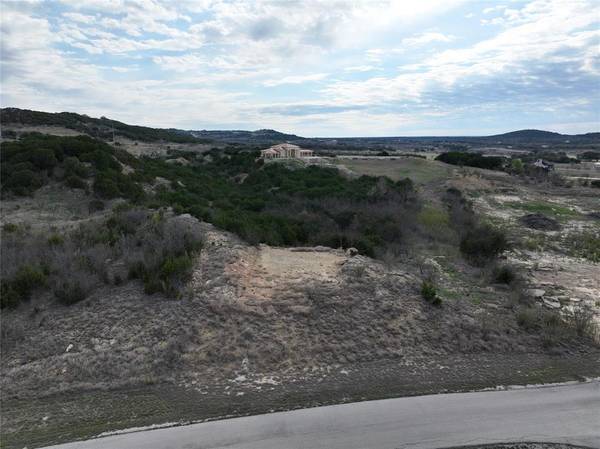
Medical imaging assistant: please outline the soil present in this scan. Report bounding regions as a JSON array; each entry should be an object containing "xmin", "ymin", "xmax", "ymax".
[{"xmin": 520, "ymin": 213, "xmax": 561, "ymax": 231}]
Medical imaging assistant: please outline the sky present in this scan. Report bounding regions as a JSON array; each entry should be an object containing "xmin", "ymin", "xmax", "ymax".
[{"xmin": 1, "ymin": 0, "xmax": 599, "ymax": 137}]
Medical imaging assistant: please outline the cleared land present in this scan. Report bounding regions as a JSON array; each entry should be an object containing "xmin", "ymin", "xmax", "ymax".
[{"xmin": 337, "ymin": 157, "xmax": 454, "ymax": 184}]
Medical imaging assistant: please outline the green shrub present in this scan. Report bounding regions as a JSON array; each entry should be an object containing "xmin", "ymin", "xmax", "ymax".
[
  {"xmin": 2, "ymin": 223, "xmax": 18, "ymax": 233},
  {"xmin": 0, "ymin": 265, "xmax": 47, "ymax": 308},
  {"xmin": 516, "ymin": 306, "xmax": 539, "ymax": 330},
  {"xmin": 54, "ymin": 281, "xmax": 88, "ymax": 306},
  {"xmin": 63, "ymin": 156, "xmax": 89, "ymax": 178},
  {"xmin": 31, "ymin": 148, "xmax": 58, "ymax": 169},
  {"xmin": 88, "ymin": 199, "xmax": 105, "ymax": 213},
  {"xmin": 493, "ymin": 264, "xmax": 516, "ymax": 284},
  {"xmin": 65, "ymin": 175, "xmax": 87, "ymax": 190},
  {"xmin": 421, "ymin": 280, "xmax": 441, "ymax": 306},
  {"xmin": 564, "ymin": 231, "xmax": 600, "ymax": 262},
  {"xmin": 4, "ymin": 169, "xmax": 43, "ymax": 195},
  {"xmin": 460, "ymin": 225, "xmax": 508, "ymax": 265},
  {"xmin": 47, "ymin": 234, "xmax": 64, "ymax": 246},
  {"xmin": 93, "ymin": 176, "xmax": 120, "ymax": 198}
]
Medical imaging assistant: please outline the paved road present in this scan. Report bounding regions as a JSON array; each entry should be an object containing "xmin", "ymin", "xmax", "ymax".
[{"xmin": 44, "ymin": 381, "xmax": 600, "ymax": 449}]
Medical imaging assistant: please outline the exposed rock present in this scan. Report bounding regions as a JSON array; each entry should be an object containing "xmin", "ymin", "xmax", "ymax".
[
  {"xmin": 165, "ymin": 157, "xmax": 190, "ymax": 166},
  {"xmin": 232, "ymin": 173, "xmax": 249, "ymax": 184},
  {"xmin": 346, "ymin": 247, "xmax": 359, "ymax": 257},
  {"xmin": 543, "ymin": 298, "xmax": 561, "ymax": 309},
  {"xmin": 420, "ymin": 257, "xmax": 443, "ymax": 280},
  {"xmin": 528, "ymin": 288, "xmax": 546, "ymax": 298},
  {"xmin": 519, "ymin": 213, "xmax": 560, "ymax": 231}
]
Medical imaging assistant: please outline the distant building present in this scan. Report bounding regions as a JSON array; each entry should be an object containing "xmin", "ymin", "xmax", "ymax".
[
  {"xmin": 260, "ymin": 143, "xmax": 313, "ymax": 159},
  {"xmin": 533, "ymin": 159, "xmax": 554, "ymax": 171}
]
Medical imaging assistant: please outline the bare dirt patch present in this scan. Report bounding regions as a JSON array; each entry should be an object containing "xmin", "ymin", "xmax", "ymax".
[{"xmin": 227, "ymin": 245, "xmax": 346, "ymax": 301}]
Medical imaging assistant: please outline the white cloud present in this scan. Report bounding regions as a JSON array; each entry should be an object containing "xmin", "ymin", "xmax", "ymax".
[
  {"xmin": 2, "ymin": 0, "xmax": 598, "ymax": 136},
  {"xmin": 344, "ymin": 65, "xmax": 378, "ymax": 72},
  {"xmin": 263, "ymin": 73, "xmax": 329, "ymax": 87},
  {"xmin": 323, "ymin": 0, "xmax": 600, "ymax": 107},
  {"xmin": 62, "ymin": 12, "xmax": 96, "ymax": 24},
  {"xmin": 401, "ymin": 32, "xmax": 455, "ymax": 47}
]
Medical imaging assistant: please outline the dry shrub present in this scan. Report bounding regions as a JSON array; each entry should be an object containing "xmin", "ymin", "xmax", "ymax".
[{"xmin": 1, "ymin": 209, "xmax": 204, "ymax": 308}]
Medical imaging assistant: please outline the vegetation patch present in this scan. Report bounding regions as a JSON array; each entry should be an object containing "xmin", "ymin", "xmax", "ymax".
[
  {"xmin": 436, "ymin": 151, "xmax": 506, "ymax": 171},
  {"xmin": 563, "ymin": 231, "xmax": 600, "ymax": 262},
  {"xmin": 0, "ymin": 209, "xmax": 203, "ymax": 309},
  {"xmin": 505, "ymin": 200, "xmax": 580, "ymax": 219},
  {"xmin": 1, "ymin": 133, "xmax": 143, "ymax": 200}
]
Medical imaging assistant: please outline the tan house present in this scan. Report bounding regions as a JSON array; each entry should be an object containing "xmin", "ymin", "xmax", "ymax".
[{"xmin": 260, "ymin": 143, "xmax": 313, "ymax": 159}]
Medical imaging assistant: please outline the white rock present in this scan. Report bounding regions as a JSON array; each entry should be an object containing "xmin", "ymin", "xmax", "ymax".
[
  {"xmin": 65, "ymin": 344, "xmax": 73, "ymax": 353},
  {"xmin": 543, "ymin": 298, "xmax": 561, "ymax": 309},
  {"xmin": 528, "ymin": 289, "xmax": 546, "ymax": 298}
]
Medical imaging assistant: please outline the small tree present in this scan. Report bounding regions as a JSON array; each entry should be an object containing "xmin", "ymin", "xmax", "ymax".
[{"xmin": 511, "ymin": 158, "xmax": 524, "ymax": 174}]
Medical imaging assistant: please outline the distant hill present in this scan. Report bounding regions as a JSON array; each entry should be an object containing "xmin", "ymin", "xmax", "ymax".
[
  {"xmin": 2, "ymin": 108, "xmax": 597, "ymax": 147},
  {"xmin": 190, "ymin": 128, "xmax": 304, "ymax": 144},
  {"xmin": 482, "ymin": 129, "xmax": 598, "ymax": 144},
  {"xmin": 1, "ymin": 108, "xmax": 210, "ymax": 144}
]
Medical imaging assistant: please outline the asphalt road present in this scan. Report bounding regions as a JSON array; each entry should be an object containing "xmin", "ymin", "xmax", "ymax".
[{"xmin": 43, "ymin": 381, "xmax": 600, "ymax": 449}]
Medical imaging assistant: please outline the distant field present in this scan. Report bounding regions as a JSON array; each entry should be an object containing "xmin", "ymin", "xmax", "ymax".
[
  {"xmin": 554, "ymin": 162, "xmax": 600, "ymax": 180},
  {"xmin": 337, "ymin": 157, "xmax": 453, "ymax": 184}
]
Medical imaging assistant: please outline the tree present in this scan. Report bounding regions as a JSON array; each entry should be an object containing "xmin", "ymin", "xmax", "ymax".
[{"xmin": 511, "ymin": 158, "xmax": 524, "ymax": 174}]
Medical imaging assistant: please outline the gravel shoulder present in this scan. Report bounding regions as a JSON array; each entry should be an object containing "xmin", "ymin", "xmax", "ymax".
[{"xmin": 3, "ymin": 353, "xmax": 600, "ymax": 449}]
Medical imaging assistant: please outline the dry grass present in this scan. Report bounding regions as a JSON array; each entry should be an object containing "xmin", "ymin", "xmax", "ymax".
[{"xmin": 338, "ymin": 158, "xmax": 452, "ymax": 184}]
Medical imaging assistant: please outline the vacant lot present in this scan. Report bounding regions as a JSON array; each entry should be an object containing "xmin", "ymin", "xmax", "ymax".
[{"xmin": 337, "ymin": 157, "xmax": 453, "ymax": 184}]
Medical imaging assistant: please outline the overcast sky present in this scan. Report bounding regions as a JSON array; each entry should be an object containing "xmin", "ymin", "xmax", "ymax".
[{"xmin": 1, "ymin": 0, "xmax": 599, "ymax": 137}]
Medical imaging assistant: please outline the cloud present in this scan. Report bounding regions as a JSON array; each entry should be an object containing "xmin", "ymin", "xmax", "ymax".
[
  {"xmin": 1, "ymin": 0, "xmax": 598, "ymax": 136},
  {"xmin": 401, "ymin": 32, "xmax": 455, "ymax": 47},
  {"xmin": 262, "ymin": 73, "xmax": 329, "ymax": 87},
  {"xmin": 344, "ymin": 65, "xmax": 378, "ymax": 72},
  {"xmin": 323, "ymin": 0, "xmax": 600, "ymax": 109}
]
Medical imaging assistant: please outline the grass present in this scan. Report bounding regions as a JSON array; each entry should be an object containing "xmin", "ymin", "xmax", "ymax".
[
  {"xmin": 338, "ymin": 158, "xmax": 451, "ymax": 184},
  {"xmin": 563, "ymin": 231, "xmax": 600, "ymax": 262},
  {"xmin": 504, "ymin": 200, "xmax": 580, "ymax": 219}
]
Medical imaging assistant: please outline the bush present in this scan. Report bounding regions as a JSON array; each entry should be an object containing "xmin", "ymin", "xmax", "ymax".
[
  {"xmin": 54, "ymin": 281, "xmax": 89, "ymax": 305},
  {"xmin": 4, "ymin": 169, "xmax": 43, "ymax": 195},
  {"xmin": 564, "ymin": 231, "xmax": 600, "ymax": 262},
  {"xmin": 421, "ymin": 280, "xmax": 441, "ymax": 306},
  {"xmin": 47, "ymin": 234, "xmax": 64, "ymax": 246},
  {"xmin": 568, "ymin": 305, "xmax": 597, "ymax": 339},
  {"xmin": 516, "ymin": 306, "xmax": 539, "ymax": 330},
  {"xmin": 93, "ymin": 176, "xmax": 120, "ymax": 198},
  {"xmin": 1, "ymin": 265, "xmax": 47, "ymax": 308},
  {"xmin": 493, "ymin": 264, "xmax": 516, "ymax": 284},
  {"xmin": 436, "ymin": 152, "xmax": 506, "ymax": 170},
  {"xmin": 460, "ymin": 225, "xmax": 508, "ymax": 265},
  {"xmin": 3, "ymin": 223, "xmax": 19, "ymax": 233},
  {"xmin": 31, "ymin": 148, "xmax": 58, "ymax": 170},
  {"xmin": 65, "ymin": 175, "xmax": 87, "ymax": 190},
  {"xmin": 88, "ymin": 199, "xmax": 105, "ymax": 213},
  {"xmin": 63, "ymin": 156, "xmax": 89, "ymax": 178}
]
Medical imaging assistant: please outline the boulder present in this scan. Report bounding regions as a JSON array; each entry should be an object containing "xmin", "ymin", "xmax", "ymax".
[
  {"xmin": 543, "ymin": 298, "xmax": 561, "ymax": 309},
  {"xmin": 528, "ymin": 288, "xmax": 546, "ymax": 298},
  {"xmin": 346, "ymin": 247, "xmax": 359, "ymax": 257}
]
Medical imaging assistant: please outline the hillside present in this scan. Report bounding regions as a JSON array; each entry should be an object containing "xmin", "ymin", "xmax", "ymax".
[
  {"xmin": 0, "ymin": 108, "xmax": 210, "ymax": 144},
  {"xmin": 3, "ymin": 108, "xmax": 598, "ymax": 149},
  {"xmin": 190, "ymin": 128, "xmax": 304, "ymax": 144},
  {"xmin": 1, "ymin": 128, "xmax": 599, "ymax": 448}
]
